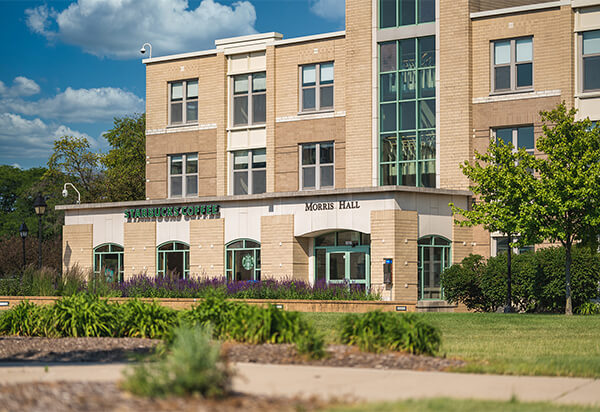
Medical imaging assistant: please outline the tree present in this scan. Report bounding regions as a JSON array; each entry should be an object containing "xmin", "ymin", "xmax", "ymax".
[
  {"xmin": 532, "ymin": 104, "xmax": 600, "ymax": 315},
  {"xmin": 102, "ymin": 113, "xmax": 146, "ymax": 201},
  {"xmin": 450, "ymin": 138, "xmax": 538, "ymax": 312}
]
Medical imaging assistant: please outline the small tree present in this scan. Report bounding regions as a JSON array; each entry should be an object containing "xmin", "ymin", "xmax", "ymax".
[
  {"xmin": 532, "ymin": 104, "xmax": 600, "ymax": 315},
  {"xmin": 450, "ymin": 139, "xmax": 538, "ymax": 312}
]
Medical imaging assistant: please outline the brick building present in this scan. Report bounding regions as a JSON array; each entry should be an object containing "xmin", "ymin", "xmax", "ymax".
[{"xmin": 59, "ymin": 0, "xmax": 600, "ymax": 308}]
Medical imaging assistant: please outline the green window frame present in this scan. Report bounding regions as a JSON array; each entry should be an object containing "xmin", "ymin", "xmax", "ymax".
[
  {"xmin": 93, "ymin": 243, "xmax": 124, "ymax": 282},
  {"xmin": 417, "ymin": 235, "xmax": 451, "ymax": 300},
  {"xmin": 157, "ymin": 241, "xmax": 190, "ymax": 279},
  {"xmin": 225, "ymin": 239, "xmax": 261, "ymax": 282},
  {"xmin": 379, "ymin": 0, "xmax": 435, "ymax": 29},
  {"xmin": 379, "ymin": 36, "xmax": 436, "ymax": 188}
]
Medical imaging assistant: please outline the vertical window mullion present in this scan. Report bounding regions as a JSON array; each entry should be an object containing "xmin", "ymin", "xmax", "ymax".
[
  {"xmin": 510, "ymin": 40, "xmax": 516, "ymax": 90},
  {"xmin": 315, "ymin": 64, "xmax": 320, "ymax": 110}
]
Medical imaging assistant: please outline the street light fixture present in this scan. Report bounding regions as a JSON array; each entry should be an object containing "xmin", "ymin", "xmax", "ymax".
[
  {"xmin": 19, "ymin": 222, "xmax": 28, "ymax": 268},
  {"xmin": 33, "ymin": 193, "xmax": 47, "ymax": 269}
]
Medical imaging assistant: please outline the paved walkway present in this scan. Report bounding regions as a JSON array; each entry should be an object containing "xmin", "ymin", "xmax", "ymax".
[{"xmin": 0, "ymin": 362, "xmax": 599, "ymax": 406}]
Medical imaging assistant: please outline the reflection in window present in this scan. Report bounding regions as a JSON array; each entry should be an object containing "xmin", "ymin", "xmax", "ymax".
[{"xmin": 93, "ymin": 243, "xmax": 124, "ymax": 282}]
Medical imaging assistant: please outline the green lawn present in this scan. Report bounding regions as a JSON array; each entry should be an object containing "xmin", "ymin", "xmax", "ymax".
[
  {"xmin": 301, "ymin": 312, "xmax": 600, "ymax": 377},
  {"xmin": 324, "ymin": 398, "xmax": 600, "ymax": 412}
]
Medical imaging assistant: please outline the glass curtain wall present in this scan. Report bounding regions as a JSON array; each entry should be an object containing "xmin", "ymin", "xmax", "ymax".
[{"xmin": 379, "ymin": 36, "xmax": 436, "ymax": 187}]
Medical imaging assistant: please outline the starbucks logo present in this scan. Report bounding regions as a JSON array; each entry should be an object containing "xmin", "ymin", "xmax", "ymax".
[{"xmin": 242, "ymin": 254, "xmax": 254, "ymax": 270}]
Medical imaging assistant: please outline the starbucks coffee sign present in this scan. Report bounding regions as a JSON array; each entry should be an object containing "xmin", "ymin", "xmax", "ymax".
[
  {"xmin": 124, "ymin": 204, "xmax": 220, "ymax": 220},
  {"xmin": 242, "ymin": 254, "xmax": 254, "ymax": 270}
]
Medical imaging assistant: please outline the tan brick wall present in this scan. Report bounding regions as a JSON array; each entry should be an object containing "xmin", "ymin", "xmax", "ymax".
[
  {"xmin": 471, "ymin": 6, "xmax": 574, "ymax": 102},
  {"xmin": 439, "ymin": 0, "xmax": 472, "ymax": 191},
  {"xmin": 62, "ymin": 224, "xmax": 93, "ymax": 273},
  {"xmin": 452, "ymin": 219, "xmax": 474, "ymax": 264},
  {"xmin": 215, "ymin": 53, "xmax": 228, "ymax": 196},
  {"xmin": 146, "ymin": 129, "xmax": 217, "ymax": 199},
  {"xmin": 345, "ymin": 0, "xmax": 372, "ymax": 188},
  {"xmin": 260, "ymin": 214, "xmax": 309, "ymax": 281},
  {"xmin": 266, "ymin": 45, "xmax": 277, "ymax": 192},
  {"xmin": 123, "ymin": 222, "xmax": 156, "ymax": 279},
  {"xmin": 370, "ymin": 210, "xmax": 418, "ymax": 302},
  {"xmin": 274, "ymin": 117, "xmax": 346, "ymax": 192},
  {"xmin": 189, "ymin": 218, "xmax": 224, "ymax": 278}
]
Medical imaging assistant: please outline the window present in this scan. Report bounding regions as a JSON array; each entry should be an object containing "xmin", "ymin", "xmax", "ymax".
[
  {"xmin": 157, "ymin": 241, "xmax": 189, "ymax": 279},
  {"xmin": 169, "ymin": 153, "xmax": 198, "ymax": 198},
  {"xmin": 379, "ymin": 0, "xmax": 435, "ymax": 29},
  {"xmin": 301, "ymin": 62, "xmax": 334, "ymax": 112},
  {"xmin": 494, "ymin": 236, "xmax": 533, "ymax": 256},
  {"xmin": 418, "ymin": 235, "xmax": 451, "ymax": 300},
  {"xmin": 300, "ymin": 142, "xmax": 334, "ymax": 190},
  {"xmin": 169, "ymin": 79, "xmax": 198, "ymax": 125},
  {"xmin": 93, "ymin": 243, "xmax": 124, "ymax": 282},
  {"xmin": 232, "ymin": 148, "xmax": 266, "ymax": 195},
  {"xmin": 492, "ymin": 37, "xmax": 533, "ymax": 92},
  {"xmin": 494, "ymin": 126, "xmax": 534, "ymax": 154},
  {"xmin": 233, "ymin": 72, "xmax": 266, "ymax": 126},
  {"xmin": 582, "ymin": 30, "xmax": 600, "ymax": 92},
  {"xmin": 379, "ymin": 36, "xmax": 436, "ymax": 188},
  {"xmin": 226, "ymin": 239, "xmax": 261, "ymax": 282}
]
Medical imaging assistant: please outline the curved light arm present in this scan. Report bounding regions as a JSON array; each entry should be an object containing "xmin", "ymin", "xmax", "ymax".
[
  {"xmin": 63, "ymin": 183, "xmax": 81, "ymax": 204},
  {"xmin": 141, "ymin": 42, "xmax": 152, "ymax": 59}
]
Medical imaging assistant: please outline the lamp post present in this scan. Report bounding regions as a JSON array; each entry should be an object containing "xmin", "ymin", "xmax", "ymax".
[
  {"xmin": 33, "ymin": 193, "xmax": 47, "ymax": 269},
  {"xmin": 19, "ymin": 222, "xmax": 28, "ymax": 268}
]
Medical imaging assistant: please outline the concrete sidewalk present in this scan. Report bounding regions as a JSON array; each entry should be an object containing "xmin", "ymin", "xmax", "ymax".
[{"xmin": 0, "ymin": 362, "xmax": 598, "ymax": 407}]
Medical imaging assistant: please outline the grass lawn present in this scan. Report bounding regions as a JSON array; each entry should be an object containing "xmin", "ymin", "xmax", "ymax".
[
  {"xmin": 301, "ymin": 312, "xmax": 600, "ymax": 378},
  {"xmin": 324, "ymin": 398, "xmax": 600, "ymax": 412}
]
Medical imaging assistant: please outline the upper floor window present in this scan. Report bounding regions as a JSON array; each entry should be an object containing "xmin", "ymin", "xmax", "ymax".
[
  {"xmin": 233, "ymin": 72, "xmax": 266, "ymax": 126},
  {"xmin": 169, "ymin": 80, "xmax": 198, "ymax": 125},
  {"xmin": 582, "ymin": 30, "xmax": 600, "ymax": 92},
  {"xmin": 379, "ymin": 0, "xmax": 435, "ymax": 29},
  {"xmin": 300, "ymin": 142, "xmax": 334, "ymax": 190},
  {"xmin": 169, "ymin": 153, "xmax": 198, "ymax": 198},
  {"xmin": 232, "ymin": 149, "xmax": 266, "ymax": 195},
  {"xmin": 492, "ymin": 37, "xmax": 533, "ymax": 93},
  {"xmin": 494, "ymin": 126, "xmax": 534, "ymax": 154},
  {"xmin": 301, "ymin": 62, "xmax": 334, "ymax": 112}
]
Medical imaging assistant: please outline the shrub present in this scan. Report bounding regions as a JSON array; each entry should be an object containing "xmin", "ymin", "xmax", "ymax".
[
  {"xmin": 442, "ymin": 246, "xmax": 600, "ymax": 313},
  {"xmin": 49, "ymin": 294, "xmax": 119, "ymax": 337},
  {"xmin": 339, "ymin": 311, "xmax": 441, "ymax": 356},
  {"xmin": 0, "ymin": 300, "xmax": 53, "ymax": 336},
  {"xmin": 576, "ymin": 301, "xmax": 600, "ymax": 315},
  {"xmin": 121, "ymin": 325, "xmax": 231, "ymax": 398},
  {"xmin": 117, "ymin": 299, "xmax": 178, "ymax": 339}
]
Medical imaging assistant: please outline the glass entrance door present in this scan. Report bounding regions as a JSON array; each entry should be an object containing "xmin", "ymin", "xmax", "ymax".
[{"xmin": 325, "ymin": 247, "xmax": 370, "ymax": 290}]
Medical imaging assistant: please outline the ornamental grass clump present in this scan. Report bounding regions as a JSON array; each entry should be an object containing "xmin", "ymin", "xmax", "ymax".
[
  {"xmin": 121, "ymin": 325, "xmax": 231, "ymax": 398},
  {"xmin": 116, "ymin": 299, "xmax": 178, "ymax": 339},
  {"xmin": 0, "ymin": 300, "xmax": 53, "ymax": 336},
  {"xmin": 339, "ymin": 311, "xmax": 441, "ymax": 356},
  {"xmin": 50, "ymin": 294, "xmax": 119, "ymax": 337}
]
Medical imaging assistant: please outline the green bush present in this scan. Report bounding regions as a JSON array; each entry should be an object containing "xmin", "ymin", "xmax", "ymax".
[
  {"xmin": 122, "ymin": 325, "xmax": 231, "ymax": 398},
  {"xmin": 442, "ymin": 246, "xmax": 600, "ymax": 313},
  {"xmin": 339, "ymin": 311, "xmax": 441, "ymax": 356},
  {"xmin": 575, "ymin": 301, "xmax": 600, "ymax": 315},
  {"xmin": 117, "ymin": 299, "xmax": 178, "ymax": 339},
  {"xmin": 0, "ymin": 300, "xmax": 52, "ymax": 336},
  {"xmin": 50, "ymin": 294, "xmax": 119, "ymax": 337}
]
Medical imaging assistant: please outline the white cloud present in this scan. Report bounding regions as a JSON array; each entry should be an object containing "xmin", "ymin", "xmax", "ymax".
[
  {"xmin": 309, "ymin": 0, "xmax": 345, "ymax": 20},
  {"xmin": 25, "ymin": 0, "xmax": 257, "ymax": 59},
  {"xmin": 0, "ymin": 77, "xmax": 41, "ymax": 98},
  {"xmin": 0, "ymin": 113, "xmax": 93, "ymax": 161},
  {"xmin": 0, "ymin": 86, "xmax": 144, "ymax": 123}
]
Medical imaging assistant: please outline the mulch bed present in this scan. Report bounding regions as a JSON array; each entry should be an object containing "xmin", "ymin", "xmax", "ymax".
[
  {"xmin": 0, "ymin": 382, "xmax": 326, "ymax": 412},
  {"xmin": 0, "ymin": 337, "xmax": 465, "ymax": 371}
]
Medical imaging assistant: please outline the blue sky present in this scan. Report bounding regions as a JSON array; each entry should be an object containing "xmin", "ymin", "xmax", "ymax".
[{"xmin": 0, "ymin": 0, "xmax": 345, "ymax": 169}]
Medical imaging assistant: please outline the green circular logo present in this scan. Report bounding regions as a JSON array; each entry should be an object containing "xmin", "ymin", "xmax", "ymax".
[{"xmin": 242, "ymin": 254, "xmax": 254, "ymax": 270}]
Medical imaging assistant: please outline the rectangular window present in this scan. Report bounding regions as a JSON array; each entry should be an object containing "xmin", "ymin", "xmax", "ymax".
[
  {"xmin": 232, "ymin": 72, "xmax": 266, "ymax": 126},
  {"xmin": 379, "ymin": 0, "xmax": 435, "ymax": 29},
  {"xmin": 494, "ymin": 126, "xmax": 535, "ymax": 154},
  {"xmin": 582, "ymin": 30, "xmax": 600, "ymax": 92},
  {"xmin": 300, "ymin": 62, "xmax": 334, "ymax": 112},
  {"xmin": 492, "ymin": 37, "xmax": 533, "ymax": 93},
  {"xmin": 379, "ymin": 36, "xmax": 436, "ymax": 188},
  {"xmin": 169, "ymin": 79, "xmax": 198, "ymax": 125},
  {"xmin": 169, "ymin": 153, "xmax": 198, "ymax": 197},
  {"xmin": 300, "ymin": 142, "xmax": 334, "ymax": 190},
  {"xmin": 232, "ymin": 148, "xmax": 266, "ymax": 195}
]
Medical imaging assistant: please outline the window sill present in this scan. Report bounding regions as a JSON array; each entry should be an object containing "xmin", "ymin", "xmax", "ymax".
[
  {"xmin": 166, "ymin": 123, "xmax": 199, "ymax": 129},
  {"xmin": 297, "ymin": 109, "xmax": 334, "ymax": 116},
  {"xmin": 489, "ymin": 88, "xmax": 534, "ymax": 97},
  {"xmin": 227, "ymin": 124, "xmax": 266, "ymax": 132},
  {"xmin": 576, "ymin": 91, "xmax": 600, "ymax": 99}
]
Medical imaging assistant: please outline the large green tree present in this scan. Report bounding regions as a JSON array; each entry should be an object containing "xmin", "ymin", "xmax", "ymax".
[
  {"xmin": 450, "ymin": 138, "xmax": 538, "ymax": 312},
  {"xmin": 532, "ymin": 104, "xmax": 600, "ymax": 315},
  {"xmin": 102, "ymin": 113, "xmax": 146, "ymax": 201}
]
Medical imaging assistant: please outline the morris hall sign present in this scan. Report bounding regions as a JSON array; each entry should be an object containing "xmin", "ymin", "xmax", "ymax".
[
  {"xmin": 305, "ymin": 200, "xmax": 360, "ymax": 211},
  {"xmin": 124, "ymin": 204, "xmax": 220, "ymax": 219}
]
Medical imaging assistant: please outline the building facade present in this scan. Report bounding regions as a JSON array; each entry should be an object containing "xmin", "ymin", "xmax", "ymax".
[{"xmin": 59, "ymin": 0, "xmax": 600, "ymax": 306}]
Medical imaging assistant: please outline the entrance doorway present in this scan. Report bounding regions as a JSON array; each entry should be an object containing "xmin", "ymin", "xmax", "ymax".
[
  {"xmin": 225, "ymin": 239, "xmax": 261, "ymax": 281},
  {"xmin": 157, "ymin": 241, "xmax": 190, "ymax": 279},
  {"xmin": 418, "ymin": 235, "xmax": 451, "ymax": 300},
  {"xmin": 314, "ymin": 231, "xmax": 370, "ymax": 291}
]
